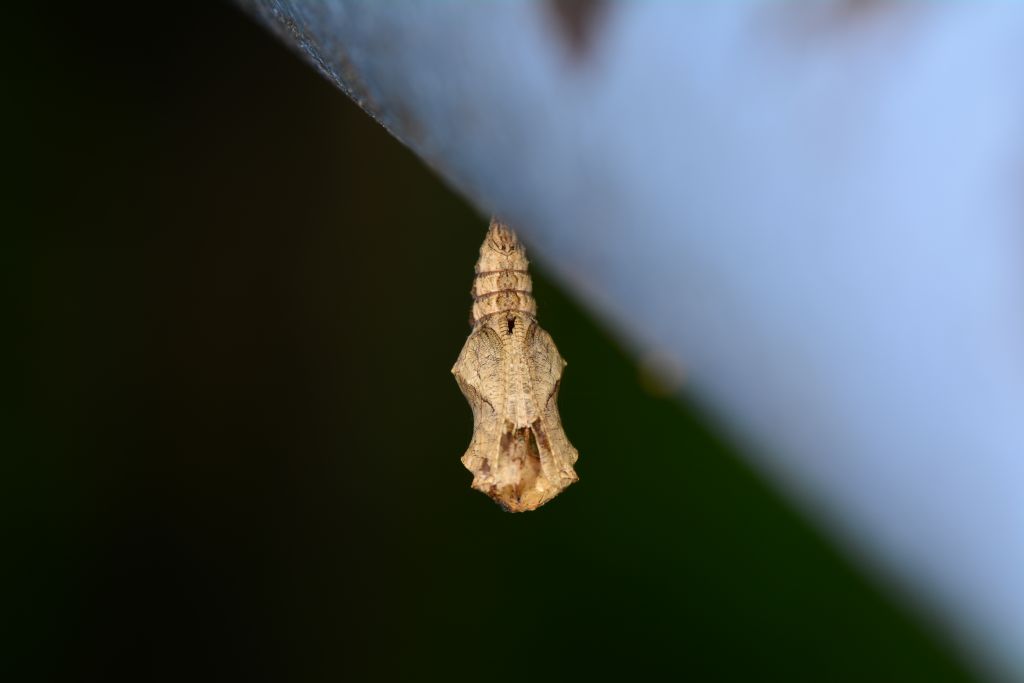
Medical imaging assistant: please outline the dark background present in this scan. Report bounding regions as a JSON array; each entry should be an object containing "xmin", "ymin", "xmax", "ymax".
[{"xmin": 5, "ymin": 3, "xmax": 976, "ymax": 681}]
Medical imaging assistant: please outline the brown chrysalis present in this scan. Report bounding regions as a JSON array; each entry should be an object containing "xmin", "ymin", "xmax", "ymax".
[{"xmin": 452, "ymin": 218, "xmax": 580, "ymax": 511}]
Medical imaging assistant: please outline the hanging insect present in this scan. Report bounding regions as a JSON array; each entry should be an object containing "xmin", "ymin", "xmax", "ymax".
[{"xmin": 452, "ymin": 217, "xmax": 580, "ymax": 511}]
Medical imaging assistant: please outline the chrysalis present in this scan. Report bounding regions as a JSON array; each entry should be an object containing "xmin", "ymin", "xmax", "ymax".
[{"xmin": 451, "ymin": 218, "xmax": 579, "ymax": 511}]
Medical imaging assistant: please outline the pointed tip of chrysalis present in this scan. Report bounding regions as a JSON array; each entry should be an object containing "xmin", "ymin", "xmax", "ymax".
[
  {"xmin": 476, "ymin": 216, "xmax": 529, "ymax": 274},
  {"xmin": 486, "ymin": 216, "xmax": 522, "ymax": 253}
]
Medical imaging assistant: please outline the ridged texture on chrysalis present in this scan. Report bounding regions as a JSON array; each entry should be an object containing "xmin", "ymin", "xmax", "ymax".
[{"xmin": 452, "ymin": 218, "xmax": 579, "ymax": 512}]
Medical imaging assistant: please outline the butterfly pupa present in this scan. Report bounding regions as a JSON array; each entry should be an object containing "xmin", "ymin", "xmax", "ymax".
[{"xmin": 451, "ymin": 218, "xmax": 579, "ymax": 512}]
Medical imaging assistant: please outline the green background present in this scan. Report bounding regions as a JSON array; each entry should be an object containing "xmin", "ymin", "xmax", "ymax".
[{"xmin": 6, "ymin": 3, "xmax": 975, "ymax": 680}]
